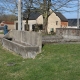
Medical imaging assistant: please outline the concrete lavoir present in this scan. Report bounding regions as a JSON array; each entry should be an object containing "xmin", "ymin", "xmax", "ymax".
[
  {"xmin": 2, "ymin": 30, "xmax": 42, "ymax": 59},
  {"xmin": 2, "ymin": 28, "xmax": 80, "ymax": 58}
]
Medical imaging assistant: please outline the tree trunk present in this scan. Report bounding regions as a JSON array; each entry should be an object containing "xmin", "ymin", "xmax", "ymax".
[
  {"xmin": 25, "ymin": 9, "xmax": 30, "ymax": 31},
  {"xmin": 43, "ymin": 17, "xmax": 48, "ymax": 34},
  {"xmin": 42, "ymin": 0, "xmax": 50, "ymax": 34},
  {"xmin": 43, "ymin": 9, "xmax": 48, "ymax": 34},
  {"xmin": 26, "ymin": 17, "xmax": 29, "ymax": 31}
]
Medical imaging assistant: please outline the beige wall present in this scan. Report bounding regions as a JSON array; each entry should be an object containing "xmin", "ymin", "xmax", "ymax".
[
  {"xmin": 36, "ymin": 12, "xmax": 61, "ymax": 33},
  {"xmin": 22, "ymin": 20, "xmax": 36, "ymax": 26},
  {"xmin": 14, "ymin": 20, "xmax": 36, "ymax": 31},
  {"xmin": 8, "ymin": 24, "xmax": 14, "ymax": 30},
  {"xmin": 36, "ymin": 15, "xmax": 43, "ymax": 24},
  {"xmin": 48, "ymin": 13, "xmax": 61, "ymax": 33},
  {"xmin": 14, "ymin": 20, "xmax": 36, "ymax": 25},
  {"xmin": 0, "ymin": 23, "xmax": 14, "ymax": 30}
]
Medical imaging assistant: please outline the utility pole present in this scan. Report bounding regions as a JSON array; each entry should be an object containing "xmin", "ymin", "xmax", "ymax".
[
  {"xmin": 18, "ymin": 0, "xmax": 22, "ymax": 30},
  {"xmin": 77, "ymin": 0, "xmax": 80, "ymax": 28}
]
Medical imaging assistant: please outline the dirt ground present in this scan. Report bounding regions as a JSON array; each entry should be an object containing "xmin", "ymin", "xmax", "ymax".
[{"xmin": 0, "ymin": 34, "xmax": 4, "ymax": 38}]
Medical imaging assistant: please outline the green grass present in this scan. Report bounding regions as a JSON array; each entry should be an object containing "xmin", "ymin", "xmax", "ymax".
[
  {"xmin": 0, "ymin": 31, "xmax": 3, "ymax": 34},
  {"xmin": 0, "ymin": 43, "xmax": 80, "ymax": 80}
]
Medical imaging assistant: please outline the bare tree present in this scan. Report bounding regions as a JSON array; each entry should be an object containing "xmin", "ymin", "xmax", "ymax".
[
  {"xmin": 0, "ymin": 0, "xmax": 77, "ymax": 33},
  {"xmin": 23, "ymin": 0, "xmax": 77, "ymax": 33},
  {"xmin": 39, "ymin": 0, "xmax": 77, "ymax": 33},
  {"xmin": 0, "ymin": 0, "xmax": 17, "ymax": 15},
  {"xmin": 23, "ymin": 0, "xmax": 34, "ymax": 30}
]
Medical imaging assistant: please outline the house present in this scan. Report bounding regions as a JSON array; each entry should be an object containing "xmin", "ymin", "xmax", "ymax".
[
  {"xmin": 68, "ymin": 19, "xmax": 79, "ymax": 28},
  {"xmin": 0, "ymin": 21, "xmax": 14, "ymax": 30},
  {"xmin": 14, "ymin": 12, "xmax": 43, "ymax": 31},
  {"xmin": 14, "ymin": 11, "xmax": 68, "ymax": 33},
  {"xmin": 55, "ymin": 12, "xmax": 68, "ymax": 28}
]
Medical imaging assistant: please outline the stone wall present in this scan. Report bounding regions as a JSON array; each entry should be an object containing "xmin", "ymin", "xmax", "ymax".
[
  {"xmin": 56, "ymin": 28, "xmax": 80, "ymax": 39},
  {"xmin": 42, "ymin": 35, "xmax": 63, "ymax": 44}
]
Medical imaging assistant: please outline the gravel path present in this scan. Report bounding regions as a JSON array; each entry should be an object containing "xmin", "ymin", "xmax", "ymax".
[
  {"xmin": 0, "ymin": 34, "xmax": 4, "ymax": 38},
  {"xmin": 0, "ymin": 34, "xmax": 4, "ymax": 42}
]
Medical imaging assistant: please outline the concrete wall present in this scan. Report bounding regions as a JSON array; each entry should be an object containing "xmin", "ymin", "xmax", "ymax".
[
  {"xmin": 2, "ymin": 38, "xmax": 39, "ymax": 58},
  {"xmin": 56, "ymin": 28, "xmax": 80, "ymax": 39},
  {"xmin": 2, "ymin": 30, "xmax": 42, "ymax": 58},
  {"xmin": 9, "ymin": 30, "xmax": 42, "ymax": 51}
]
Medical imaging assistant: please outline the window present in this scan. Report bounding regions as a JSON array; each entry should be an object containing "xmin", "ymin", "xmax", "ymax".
[
  {"xmin": 24, "ymin": 24, "xmax": 29, "ymax": 31},
  {"xmin": 16, "ymin": 23, "xmax": 18, "ymax": 30},
  {"xmin": 32, "ymin": 25, "xmax": 35, "ymax": 31},
  {"xmin": 50, "ymin": 28, "xmax": 54, "ymax": 34},
  {"xmin": 56, "ymin": 21, "xmax": 58, "ymax": 25},
  {"xmin": 38, "ymin": 24, "xmax": 43, "ymax": 30},
  {"xmin": 50, "ymin": 28, "xmax": 54, "ymax": 32}
]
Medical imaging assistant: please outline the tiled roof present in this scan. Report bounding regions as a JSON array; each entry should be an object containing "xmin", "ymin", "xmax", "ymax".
[
  {"xmin": 0, "ymin": 21, "xmax": 14, "ymax": 27},
  {"xmin": 23, "ymin": 11, "xmax": 67, "ymax": 22},
  {"xmin": 23, "ymin": 12, "xmax": 41, "ymax": 20},
  {"xmin": 0, "ymin": 21, "xmax": 14, "ymax": 25},
  {"xmin": 68, "ymin": 19, "xmax": 79, "ymax": 26},
  {"xmin": 29, "ymin": 12, "xmax": 41, "ymax": 20},
  {"xmin": 54, "ymin": 12, "xmax": 68, "ymax": 22}
]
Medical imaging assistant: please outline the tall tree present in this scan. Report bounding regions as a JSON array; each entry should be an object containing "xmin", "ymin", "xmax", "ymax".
[
  {"xmin": 23, "ymin": 0, "xmax": 76, "ymax": 33},
  {"xmin": 42, "ymin": 0, "xmax": 51, "ymax": 33},
  {"xmin": 40, "ymin": 0, "xmax": 76, "ymax": 33},
  {"xmin": 0, "ymin": 0, "xmax": 77, "ymax": 33}
]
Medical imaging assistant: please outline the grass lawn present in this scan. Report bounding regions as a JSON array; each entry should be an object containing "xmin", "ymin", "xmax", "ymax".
[{"xmin": 0, "ymin": 43, "xmax": 80, "ymax": 80}]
